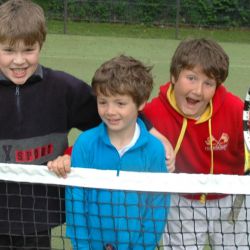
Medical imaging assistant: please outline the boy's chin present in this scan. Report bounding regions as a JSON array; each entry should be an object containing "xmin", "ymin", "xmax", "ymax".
[
  {"xmin": 11, "ymin": 80, "xmax": 27, "ymax": 85},
  {"xmin": 10, "ymin": 75, "xmax": 31, "ymax": 85}
]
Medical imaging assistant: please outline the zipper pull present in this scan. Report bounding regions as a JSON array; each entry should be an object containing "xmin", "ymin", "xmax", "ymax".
[{"xmin": 15, "ymin": 86, "xmax": 20, "ymax": 95}]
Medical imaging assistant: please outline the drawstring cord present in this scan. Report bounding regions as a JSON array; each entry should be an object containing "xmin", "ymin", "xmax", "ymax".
[{"xmin": 200, "ymin": 118, "xmax": 214, "ymax": 203}]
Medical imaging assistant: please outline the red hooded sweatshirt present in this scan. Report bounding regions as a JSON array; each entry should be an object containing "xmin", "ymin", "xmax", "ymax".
[{"xmin": 143, "ymin": 82, "xmax": 244, "ymax": 200}]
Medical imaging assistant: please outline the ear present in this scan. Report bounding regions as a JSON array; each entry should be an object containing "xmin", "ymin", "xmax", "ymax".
[
  {"xmin": 171, "ymin": 75, "xmax": 176, "ymax": 84},
  {"xmin": 138, "ymin": 101, "xmax": 146, "ymax": 112}
]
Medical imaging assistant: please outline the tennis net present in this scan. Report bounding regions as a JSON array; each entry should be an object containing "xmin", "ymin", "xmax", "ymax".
[{"xmin": 0, "ymin": 163, "xmax": 250, "ymax": 249}]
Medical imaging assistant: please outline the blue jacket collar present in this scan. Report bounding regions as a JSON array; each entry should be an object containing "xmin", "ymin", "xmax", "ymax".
[{"xmin": 99, "ymin": 117, "xmax": 149, "ymax": 150}]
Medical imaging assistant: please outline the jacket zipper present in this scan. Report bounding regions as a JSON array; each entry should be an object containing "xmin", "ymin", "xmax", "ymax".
[{"xmin": 15, "ymin": 86, "xmax": 21, "ymax": 122}]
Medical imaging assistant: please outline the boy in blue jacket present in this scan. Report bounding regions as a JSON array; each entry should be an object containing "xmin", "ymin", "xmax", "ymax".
[{"xmin": 66, "ymin": 55, "xmax": 170, "ymax": 249}]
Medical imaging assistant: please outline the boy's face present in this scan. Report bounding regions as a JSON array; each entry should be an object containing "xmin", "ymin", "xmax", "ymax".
[
  {"xmin": 172, "ymin": 66, "xmax": 217, "ymax": 119},
  {"xmin": 97, "ymin": 93, "xmax": 145, "ymax": 134},
  {"xmin": 0, "ymin": 40, "xmax": 40, "ymax": 85}
]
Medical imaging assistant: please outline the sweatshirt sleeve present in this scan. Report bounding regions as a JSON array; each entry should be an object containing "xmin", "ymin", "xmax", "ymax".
[
  {"xmin": 64, "ymin": 146, "xmax": 73, "ymax": 155},
  {"xmin": 68, "ymin": 79, "xmax": 101, "ymax": 131}
]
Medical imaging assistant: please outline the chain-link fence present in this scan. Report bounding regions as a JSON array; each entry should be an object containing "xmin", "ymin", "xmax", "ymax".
[
  {"xmin": 1, "ymin": 0, "xmax": 250, "ymax": 37},
  {"xmin": 41, "ymin": 0, "xmax": 250, "ymax": 32}
]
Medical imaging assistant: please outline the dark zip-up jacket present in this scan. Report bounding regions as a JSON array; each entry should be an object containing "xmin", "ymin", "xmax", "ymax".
[{"xmin": 0, "ymin": 65, "xmax": 101, "ymax": 235}]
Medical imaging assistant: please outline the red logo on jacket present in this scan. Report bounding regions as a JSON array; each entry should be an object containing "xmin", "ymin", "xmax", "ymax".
[{"xmin": 205, "ymin": 133, "xmax": 229, "ymax": 151}]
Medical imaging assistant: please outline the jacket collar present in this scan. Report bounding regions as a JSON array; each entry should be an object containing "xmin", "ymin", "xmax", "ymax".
[{"xmin": 99, "ymin": 118, "xmax": 149, "ymax": 150}]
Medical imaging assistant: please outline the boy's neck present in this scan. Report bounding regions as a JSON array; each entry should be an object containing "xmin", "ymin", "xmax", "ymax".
[{"xmin": 108, "ymin": 121, "xmax": 138, "ymax": 151}]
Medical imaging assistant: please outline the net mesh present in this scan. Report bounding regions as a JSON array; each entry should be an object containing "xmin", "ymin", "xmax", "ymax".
[{"xmin": 0, "ymin": 163, "xmax": 250, "ymax": 249}]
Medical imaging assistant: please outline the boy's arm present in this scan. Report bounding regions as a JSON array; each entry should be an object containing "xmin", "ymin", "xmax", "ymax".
[
  {"xmin": 140, "ymin": 112, "xmax": 175, "ymax": 172},
  {"xmin": 150, "ymin": 127, "xmax": 175, "ymax": 172}
]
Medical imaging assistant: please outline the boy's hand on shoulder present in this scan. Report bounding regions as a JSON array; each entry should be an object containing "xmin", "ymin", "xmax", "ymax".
[
  {"xmin": 47, "ymin": 154, "xmax": 71, "ymax": 178},
  {"xmin": 150, "ymin": 127, "xmax": 175, "ymax": 172},
  {"xmin": 165, "ymin": 146, "xmax": 175, "ymax": 173}
]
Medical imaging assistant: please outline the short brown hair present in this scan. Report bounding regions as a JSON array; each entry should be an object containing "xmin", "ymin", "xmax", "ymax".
[
  {"xmin": 92, "ymin": 55, "xmax": 153, "ymax": 107},
  {"xmin": 0, "ymin": 0, "xmax": 46, "ymax": 47},
  {"xmin": 170, "ymin": 38, "xmax": 229, "ymax": 86}
]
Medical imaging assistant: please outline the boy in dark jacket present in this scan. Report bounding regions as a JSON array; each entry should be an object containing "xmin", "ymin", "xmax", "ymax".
[{"xmin": 0, "ymin": 0, "xmax": 101, "ymax": 248}]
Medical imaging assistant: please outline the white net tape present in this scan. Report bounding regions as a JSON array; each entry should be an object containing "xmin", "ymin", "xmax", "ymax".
[
  {"xmin": 0, "ymin": 162, "xmax": 250, "ymax": 194},
  {"xmin": 1, "ymin": 163, "xmax": 250, "ymax": 249}
]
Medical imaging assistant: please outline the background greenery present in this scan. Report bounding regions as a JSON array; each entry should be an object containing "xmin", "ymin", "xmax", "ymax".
[{"xmin": 33, "ymin": 0, "xmax": 250, "ymax": 29}]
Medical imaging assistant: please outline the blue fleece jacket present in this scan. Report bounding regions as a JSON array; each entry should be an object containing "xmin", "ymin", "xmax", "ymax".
[{"xmin": 66, "ymin": 118, "xmax": 170, "ymax": 250}]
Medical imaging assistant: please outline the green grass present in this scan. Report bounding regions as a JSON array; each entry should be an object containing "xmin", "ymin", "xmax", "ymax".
[
  {"xmin": 51, "ymin": 224, "xmax": 72, "ymax": 249},
  {"xmin": 41, "ymin": 33, "xmax": 250, "ymax": 95},
  {"xmin": 47, "ymin": 20, "xmax": 250, "ymax": 44}
]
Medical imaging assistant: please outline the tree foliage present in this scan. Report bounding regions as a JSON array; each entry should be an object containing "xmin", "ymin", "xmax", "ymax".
[{"xmin": 33, "ymin": 0, "xmax": 250, "ymax": 28}]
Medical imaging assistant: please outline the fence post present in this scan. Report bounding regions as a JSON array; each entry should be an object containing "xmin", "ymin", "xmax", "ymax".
[
  {"xmin": 175, "ymin": 0, "xmax": 180, "ymax": 39},
  {"xmin": 63, "ymin": 0, "xmax": 68, "ymax": 34}
]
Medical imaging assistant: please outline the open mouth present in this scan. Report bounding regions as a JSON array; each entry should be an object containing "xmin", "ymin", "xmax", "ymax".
[
  {"xmin": 186, "ymin": 97, "xmax": 199, "ymax": 105},
  {"xmin": 11, "ymin": 68, "xmax": 27, "ymax": 78}
]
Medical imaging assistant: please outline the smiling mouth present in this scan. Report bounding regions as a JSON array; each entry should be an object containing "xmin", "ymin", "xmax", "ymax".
[
  {"xmin": 108, "ymin": 119, "xmax": 119, "ymax": 123},
  {"xmin": 11, "ymin": 68, "xmax": 27, "ymax": 78}
]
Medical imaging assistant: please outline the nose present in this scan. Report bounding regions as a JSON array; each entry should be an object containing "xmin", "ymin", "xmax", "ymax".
[
  {"xmin": 106, "ymin": 103, "xmax": 115, "ymax": 115},
  {"xmin": 193, "ymin": 81, "xmax": 203, "ymax": 95},
  {"xmin": 13, "ymin": 53, "xmax": 25, "ymax": 64}
]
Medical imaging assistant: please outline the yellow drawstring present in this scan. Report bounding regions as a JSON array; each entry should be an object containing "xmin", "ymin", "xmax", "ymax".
[
  {"xmin": 200, "ymin": 118, "xmax": 214, "ymax": 203},
  {"xmin": 174, "ymin": 118, "xmax": 187, "ymax": 155},
  {"xmin": 244, "ymin": 144, "xmax": 250, "ymax": 172}
]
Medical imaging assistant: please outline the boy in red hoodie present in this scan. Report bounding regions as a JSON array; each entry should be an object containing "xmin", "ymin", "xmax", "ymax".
[{"xmin": 143, "ymin": 38, "xmax": 246, "ymax": 249}]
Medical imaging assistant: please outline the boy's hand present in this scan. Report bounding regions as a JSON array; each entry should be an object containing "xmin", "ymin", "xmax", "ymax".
[
  {"xmin": 47, "ymin": 155, "xmax": 71, "ymax": 178},
  {"xmin": 165, "ymin": 143, "xmax": 175, "ymax": 172},
  {"xmin": 150, "ymin": 127, "xmax": 175, "ymax": 172}
]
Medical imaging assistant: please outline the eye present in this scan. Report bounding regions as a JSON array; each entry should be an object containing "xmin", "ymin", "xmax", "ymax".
[
  {"xmin": 187, "ymin": 75, "xmax": 196, "ymax": 81},
  {"xmin": 98, "ymin": 100, "xmax": 106, "ymax": 105},
  {"xmin": 117, "ymin": 102, "xmax": 126, "ymax": 107},
  {"xmin": 24, "ymin": 46, "xmax": 37, "ymax": 53},
  {"xmin": 26, "ymin": 48, "xmax": 34, "ymax": 52},
  {"xmin": 3, "ymin": 47, "xmax": 13, "ymax": 52},
  {"xmin": 204, "ymin": 81, "xmax": 216, "ymax": 87},
  {"xmin": 97, "ymin": 97, "xmax": 107, "ymax": 106}
]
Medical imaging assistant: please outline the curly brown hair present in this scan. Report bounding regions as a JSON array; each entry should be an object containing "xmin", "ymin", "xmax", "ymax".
[{"xmin": 92, "ymin": 55, "xmax": 154, "ymax": 107}]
